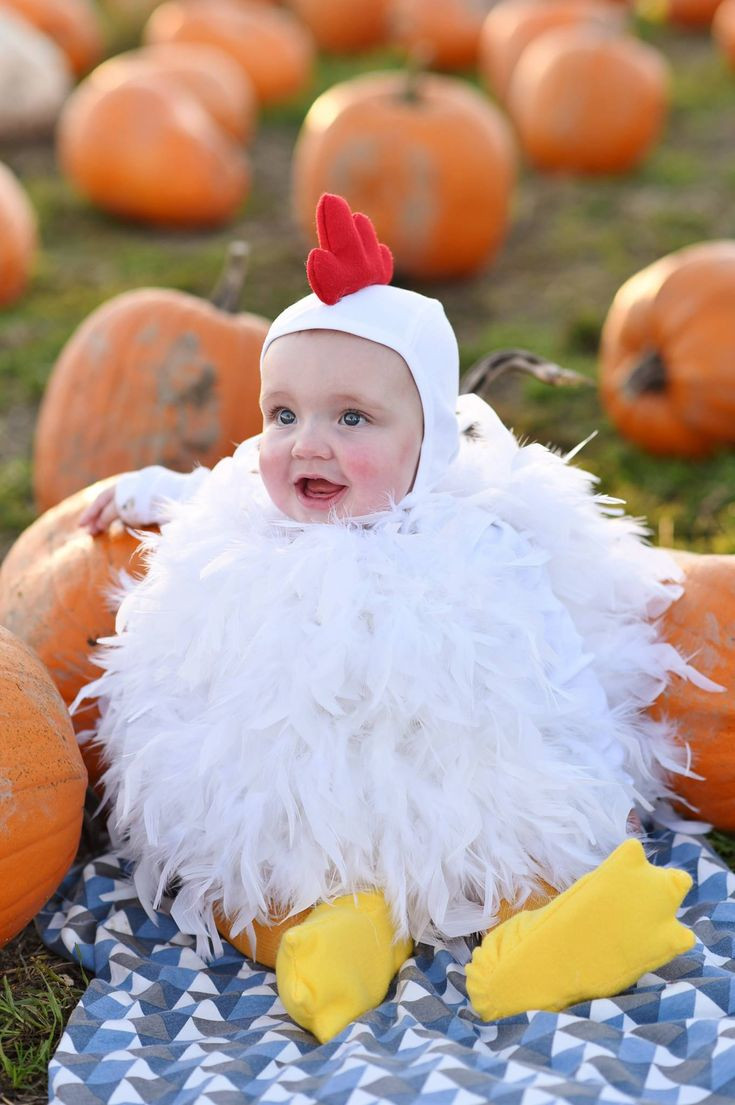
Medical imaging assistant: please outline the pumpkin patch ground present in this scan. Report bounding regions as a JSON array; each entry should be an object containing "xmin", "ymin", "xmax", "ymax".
[{"xmin": 0, "ymin": 19, "xmax": 734, "ymax": 1102}]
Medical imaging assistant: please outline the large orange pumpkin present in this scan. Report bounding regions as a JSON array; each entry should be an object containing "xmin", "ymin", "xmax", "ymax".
[
  {"xmin": 57, "ymin": 71, "xmax": 251, "ymax": 228},
  {"xmin": 654, "ymin": 550, "xmax": 735, "ymax": 831},
  {"xmin": 33, "ymin": 245, "xmax": 269, "ymax": 511},
  {"xmin": 285, "ymin": 0, "xmax": 390, "ymax": 52},
  {"xmin": 713, "ymin": 0, "xmax": 735, "ymax": 65},
  {"xmin": 86, "ymin": 42, "xmax": 258, "ymax": 143},
  {"xmin": 0, "ymin": 479, "xmax": 149, "ymax": 789},
  {"xmin": 1, "ymin": 0, "xmax": 104, "ymax": 75},
  {"xmin": 292, "ymin": 70, "xmax": 516, "ymax": 280},
  {"xmin": 507, "ymin": 25, "xmax": 669, "ymax": 173},
  {"xmin": 0, "ymin": 161, "xmax": 37, "ymax": 307},
  {"xmin": 478, "ymin": 0, "xmax": 626, "ymax": 102},
  {"xmin": 389, "ymin": 0, "xmax": 496, "ymax": 70},
  {"xmin": 143, "ymin": 0, "xmax": 315, "ymax": 105},
  {"xmin": 0, "ymin": 626, "xmax": 87, "ymax": 946},
  {"xmin": 599, "ymin": 240, "xmax": 735, "ymax": 456}
]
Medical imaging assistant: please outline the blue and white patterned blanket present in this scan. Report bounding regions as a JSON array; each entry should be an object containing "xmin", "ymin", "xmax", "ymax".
[{"xmin": 39, "ymin": 830, "xmax": 735, "ymax": 1105}]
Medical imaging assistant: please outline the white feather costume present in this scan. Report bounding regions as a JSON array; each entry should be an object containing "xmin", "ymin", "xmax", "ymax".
[{"xmin": 82, "ymin": 398, "xmax": 708, "ymax": 958}]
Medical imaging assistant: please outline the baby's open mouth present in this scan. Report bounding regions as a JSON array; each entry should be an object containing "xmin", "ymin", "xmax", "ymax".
[{"xmin": 296, "ymin": 477, "xmax": 348, "ymax": 509}]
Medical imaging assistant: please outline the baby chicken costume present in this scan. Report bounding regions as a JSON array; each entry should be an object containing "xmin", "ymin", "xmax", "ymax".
[{"xmin": 82, "ymin": 196, "xmax": 702, "ymax": 1042}]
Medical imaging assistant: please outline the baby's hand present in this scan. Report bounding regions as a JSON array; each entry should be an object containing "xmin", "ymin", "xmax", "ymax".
[{"xmin": 79, "ymin": 485, "xmax": 120, "ymax": 535}]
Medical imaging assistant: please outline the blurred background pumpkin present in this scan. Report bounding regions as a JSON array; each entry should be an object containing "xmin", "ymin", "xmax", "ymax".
[{"xmin": 33, "ymin": 243, "xmax": 269, "ymax": 510}]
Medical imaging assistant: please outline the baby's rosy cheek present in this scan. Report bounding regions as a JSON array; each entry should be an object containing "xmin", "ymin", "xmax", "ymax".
[
  {"xmin": 258, "ymin": 445, "xmax": 286, "ymax": 493},
  {"xmin": 343, "ymin": 446, "xmax": 386, "ymax": 486}
]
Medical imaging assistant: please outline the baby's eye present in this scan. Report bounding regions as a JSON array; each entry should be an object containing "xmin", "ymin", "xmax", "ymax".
[
  {"xmin": 272, "ymin": 407, "xmax": 296, "ymax": 426},
  {"xmin": 340, "ymin": 410, "xmax": 366, "ymax": 427}
]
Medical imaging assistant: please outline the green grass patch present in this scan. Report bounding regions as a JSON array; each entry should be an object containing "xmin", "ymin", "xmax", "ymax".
[
  {"xmin": 710, "ymin": 831, "xmax": 735, "ymax": 868},
  {"xmin": 0, "ymin": 458, "xmax": 35, "ymax": 540},
  {"xmin": 0, "ymin": 929, "xmax": 87, "ymax": 1100}
]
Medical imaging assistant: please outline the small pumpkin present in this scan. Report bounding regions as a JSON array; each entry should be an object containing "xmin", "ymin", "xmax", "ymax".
[
  {"xmin": 292, "ymin": 70, "xmax": 516, "ymax": 279},
  {"xmin": 713, "ymin": 0, "xmax": 735, "ymax": 65},
  {"xmin": 215, "ymin": 876, "xmax": 555, "ymax": 966},
  {"xmin": 507, "ymin": 25, "xmax": 669, "ymax": 174},
  {"xmin": 57, "ymin": 70, "xmax": 251, "ymax": 228},
  {"xmin": 33, "ymin": 244, "xmax": 269, "ymax": 511},
  {"xmin": 653, "ymin": 550, "xmax": 735, "ymax": 831},
  {"xmin": 87, "ymin": 42, "xmax": 258, "ymax": 143},
  {"xmin": 0, "ymin": 0, "xmax": 104, "ymax": 75},
  {"xmin": 0, "ymin": 160, "xmax": 37, "ymax": 307},
  {"xmin": 0, "ymin": 626, "xmax": 87, "ymax": 946},
  {"xmin": 143, "ymin": 0, "xmax": 315, "ymax": 105},
  {"xmin": 599, "ymin": 240, "xmax": 735, "ymax": 456},
  {"xmin": 215, "ymin": 908, "xmax": 312, "ymax": 967},
  {"xmin": 389, "ymin": 0, "xmax": 496, "ymax": 70},
  {"xmin": 0, "ymin": 10, "xmax": 72, "ymax": 141},
  {"xmin": 0, "ymin": 479, "xmax": 148, "ymax": 790},
  {"xmin": 285, "ymin": 0, "xmax": 390, "ymax": 52},
  {"xmin": 478, "ymin": 0, "xmax": 625, "ymax": 102}
]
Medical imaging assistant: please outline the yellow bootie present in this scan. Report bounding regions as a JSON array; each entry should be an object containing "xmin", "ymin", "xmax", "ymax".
[
  {"xmin": 275, "ymin": 891, "xmax": 413, "ymax": 1043},
  {"xmin": 466, "ymin": 838, "xmax": 695, "ymax": 1021}
]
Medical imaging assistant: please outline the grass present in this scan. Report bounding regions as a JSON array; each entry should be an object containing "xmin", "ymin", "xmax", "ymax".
[
  {"xmin": 1, "ymin": 15, "xmax": 735, "ymax": 1100},
  {"xmin": 0, "ymin": 928, "xmax": 87, "ymax": 1104}
]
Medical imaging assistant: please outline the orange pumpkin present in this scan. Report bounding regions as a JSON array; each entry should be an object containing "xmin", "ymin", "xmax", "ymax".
[
  {"xmin": 389, "ymin": 0, "xmax": 495, "ymax": 69},
  {"xmin": 57, "ymin": 71, "xmax": 250, "ymax": 228},
  {"xmin": 215, "ymin": 876, "xmax": 555, "ymax": 965},
  {"xmin": 215, "ymin": 908, "xmax": 312, "ymax": 967},
  {"xmin": 478, "ymin": 0, "xmax": 626, "ymax": 102},
  {"xmin": 654, "ymin": 551, "xmax": 735, "ymax": 831},
  {"xmin": 1, "ymin": 0, "xmax": 104, "ymax": 75},
  {"xmin": 0, "ymin": 479, "xmax": 149, "ymax": 789},
  {"xmin": 143, "ymin": 0, "xmax": 315, "ymax": 105},
  {"xmin": 0, "ymin": 626, "xmax": 87, "ymax": 946},
  {"xmin": 87, "ymin": 42, "xmax": 258, "ymax": 143},
  {"xmin": 285, "ymin": 0, "xmax": 390, "ymax": 51},
  {"xmin": 713, "ymin": 0, "xmax": 735, "ymax": 64},
  {"xmin": 0, "ymin": 161, "xmax": 37, "ymax": 307},
  {"xmin": 33, "ymin": 245, "xmax": 269, "ymax": 511},
  {"xmin": 507, "ymin": 25, "xmax": 669, "ymax": 173},
  {"xmin": 292, "ymin": 70, "xmax": 516, "ymax": 279},
  {"xmin": 599, "ymin": 241, "xmax": 735, "ymax": 456}
]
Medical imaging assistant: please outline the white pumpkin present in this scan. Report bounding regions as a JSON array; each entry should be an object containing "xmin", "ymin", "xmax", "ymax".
[{"xmin": 0, "ymin": 10, "xmax": 72, "ymax": 140}]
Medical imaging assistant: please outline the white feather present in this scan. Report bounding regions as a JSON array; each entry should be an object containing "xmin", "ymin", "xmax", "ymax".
[{"xmin": 83, "ymin": 415, "xmax": 713, "ymax": 956}]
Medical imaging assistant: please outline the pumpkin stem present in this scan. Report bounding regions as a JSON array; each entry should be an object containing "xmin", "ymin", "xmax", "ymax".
[
  {"xmin": 210, "ymin": 241, "xmax": 251, "ymax": 313},
  {"xmin": 402, "ymin": 44, "xmax": 432, "ymax": 102},
  {"xmin": 623, "ymin": 349, "xmax": 667, "ymax": 397},
  {"xmin": 460, "ymin": 349, "xmax": 592, "ymax": 395}
]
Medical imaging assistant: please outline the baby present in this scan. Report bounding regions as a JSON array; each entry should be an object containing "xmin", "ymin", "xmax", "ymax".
[{"xmin": 78, "ymin": 194, "xmax": 700, "ymax": 1044}]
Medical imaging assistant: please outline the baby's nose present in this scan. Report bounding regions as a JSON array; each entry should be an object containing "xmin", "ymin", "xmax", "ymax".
[{"xmin": 291, "ymin": 422, "xmax": 333, "ymax": 459}]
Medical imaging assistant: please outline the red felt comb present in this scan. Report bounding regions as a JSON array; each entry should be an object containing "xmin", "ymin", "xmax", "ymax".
[{"xmin": 306, "ymin": 193, "xmax": 393, "ymax": 306}]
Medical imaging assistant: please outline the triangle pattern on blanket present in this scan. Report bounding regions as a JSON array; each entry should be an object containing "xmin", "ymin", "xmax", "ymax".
[{"xmin": 37, "ymin": 833, "xmax": 735, "ymax": 1105}]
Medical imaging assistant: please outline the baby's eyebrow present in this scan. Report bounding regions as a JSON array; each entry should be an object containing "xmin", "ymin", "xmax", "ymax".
[
  {"xmin": 330, "ymin": 392, "xmax": 388, "ymax": 411},
  {"xmin": 259, "ymin": 389, "xmax": 292, "ymax": 406}
]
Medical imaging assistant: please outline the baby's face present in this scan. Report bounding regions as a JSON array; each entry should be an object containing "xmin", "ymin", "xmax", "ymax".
[{"xmin": 259, "ymin": 329, "xmax": 424, "ymax": 523}]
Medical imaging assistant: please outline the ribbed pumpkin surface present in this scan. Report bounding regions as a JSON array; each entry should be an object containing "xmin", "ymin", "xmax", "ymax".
[
  {"xmin": 0, "ymin": 626, "xmax": 87, "ymax": 946},
  {"xmin": 654, "ymin": 551, "xmax": 735, "ymax": 832},
  {"xmin": 33, "ymin": 285, "xmax": 268, "ymax": 511},
  {"xmin": 292, "ymin": 71, "xmax": 516, "ymax": 279},
  {"xmin": 599, "ymin": 240, "xmax": 735, "ymax": 456},
  {"xmin": 0, "ymin": 479, "xmax": 148, "ymax": 788}
]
